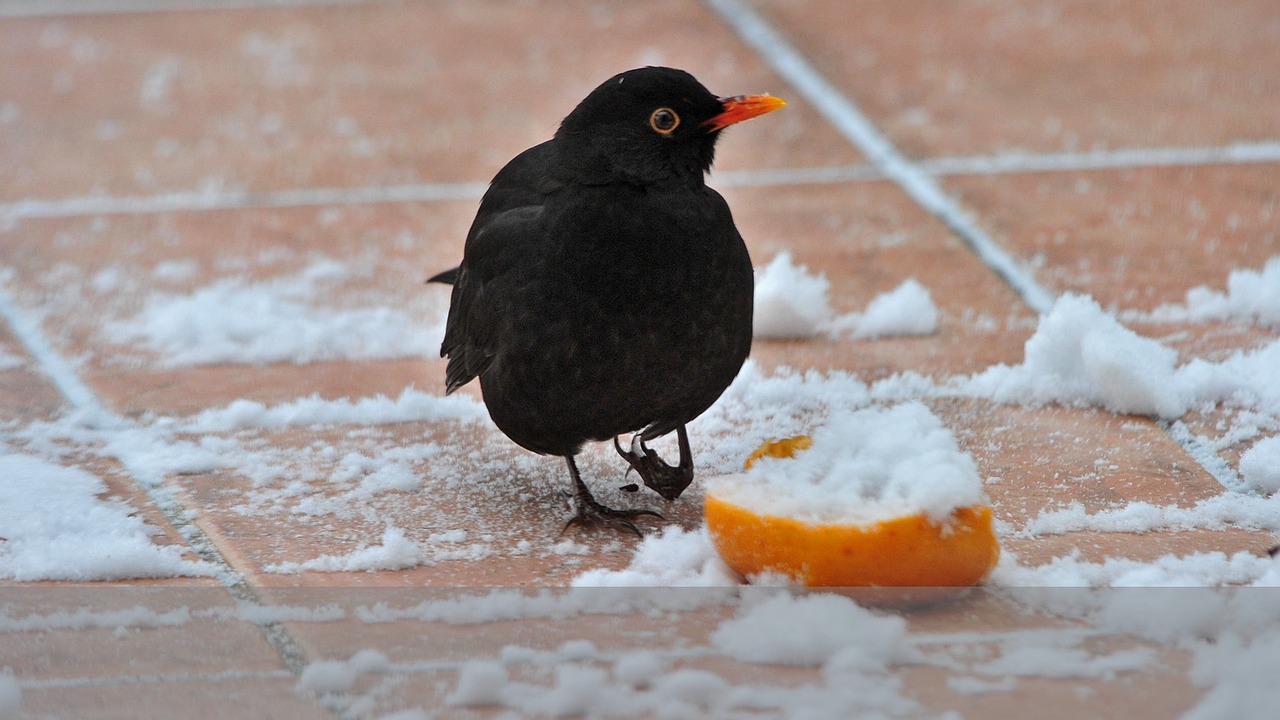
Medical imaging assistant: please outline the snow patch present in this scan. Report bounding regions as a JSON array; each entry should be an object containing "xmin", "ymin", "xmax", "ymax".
[
  {"xmin": 572, "ymin": 526, "xmax": 738, "ymax": 587},
  {"xmin": 1141, "ymin": 255, "xmax": 1280, "ymax": 328},
  {"xmin": 753, "ymin": 252, "xmax": 937, "ymax": 339},
  {"xmin": 963, "ymin": 293, "xmax": 1187, "ymax": 418},
  {"xmin": 752, "ymin": 251, "xmax": 835, "ymax": 338},
  {"xmin": 707, "ymin": 401, "xmax": 984, "ymax": 526},
  {"xmin": 848, "ymin": 278, "xmax": 939, "ymax": 339},
  {"xmin": 1239, "ymin": 436, "xmax": 1280, "ymax": 495},
  {"xmin": 265, "ymin": 525, "xmax": 424, "ymax": 573},
  {"xmin": 183, "ymin": 386, "xmax": 486, "ymax": 432},
  {"xmin": 711, "ymin": 592, "xmax": 912, "ymax": 668},
  {"xmin": 0, "ymin": 669, "xmax": 19, "ymax": 720},
  {"xmin": 107, "ymin": 259, "xmax": 441, "ymax": 366},
  {"xmin": 0, "ymin": 454, "xmax": 214, "ymax": 581}
]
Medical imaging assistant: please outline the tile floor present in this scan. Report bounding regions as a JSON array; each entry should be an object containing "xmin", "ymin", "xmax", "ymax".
[{"xmin": 1, "ymin": 0, "xmax": 1278, "ymax": 718}]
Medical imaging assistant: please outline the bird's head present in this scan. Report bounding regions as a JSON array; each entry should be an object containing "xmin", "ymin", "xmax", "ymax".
[{"xmin": 554, "ymin": 66, "xmax": 786, "ymax": 186}]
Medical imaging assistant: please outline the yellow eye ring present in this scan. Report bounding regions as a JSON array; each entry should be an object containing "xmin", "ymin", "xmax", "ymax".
[{"xmin": 649, "ymin": 107, "xmax": 680, "ymax": 134}]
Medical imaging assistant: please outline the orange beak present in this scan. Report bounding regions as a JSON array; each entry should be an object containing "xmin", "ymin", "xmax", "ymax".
[{"xmin": 704, "ymin": 94, "xmax": 787, "ymax": 132}]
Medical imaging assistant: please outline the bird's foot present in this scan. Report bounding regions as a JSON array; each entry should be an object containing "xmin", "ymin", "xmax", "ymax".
[
  {"xmin": 561, "ymin": 455, "xmax": 662, "ymax": 538},
  {"xmin": 614, "ymin": 429, "xmax": 694, "ymax": 501},
  {"xmin": 561, "ymin": 494, "xmax": 663, "ymax": 538}
]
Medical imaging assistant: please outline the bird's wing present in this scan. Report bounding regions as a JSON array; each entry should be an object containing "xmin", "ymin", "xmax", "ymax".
[
  {"xmin": 437, "ymin": 141, "xmax": 561, "ymax": 394},
  {"xmin": 439, "ymin": 202, "xmax": 547, "ymax": 394},
  {"xmin": 426, "ymin": 142, "xmax": 559, "ymax": 287}
]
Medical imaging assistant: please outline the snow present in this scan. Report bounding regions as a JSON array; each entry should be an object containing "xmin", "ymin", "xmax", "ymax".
[
  {"xmin": 0, "ymin": 670, "xmax": 18, "ymax": 720},
  {"xmin": 707, "ymin": 402, "xmax": 984, "ymax": 525},
  {"xmin": 446, "ymin": 661, "xmax": 509, "ymax": 706},
  {"xmin": 972, "ymin": 643, "xmax": 1155, "ymax": 680},
  {"xmin": 710, "ymin": 592, "xmax": 912, "ymax": 668},
  {"xmin": 1021, "ymin": 494, "xmax": 1280, "ymax": 536},
  {"xmin": 297, "ymin": 649, "xmax": 391, "ymax": 700},
  {"xmin": 297, "ymin": 659, "xmax": 360, "ymax": 694},
  {"xmin": 429, "ymin": 594, "xmax": 925, "ymax": 717},
  {"xmin": 572, "ymin": 526, "xmax": 738, "ymax": 587},
  {"xmin": 0, "ymin": 605, "xmax": 191, "ymax": 633},
  {"xmin": 1238, "ymin": 436, "xmax": 1280, "ymax": 494},
  {"xmin": 753, "ymin": 252, "xmax": 938, "ymax": 339},
  {"xmin": 107, "ymin": 259, "xmax": 441, "ymax": 366},
  {"xmin": 4, "ymin": 200, "xmax": 1280, "ymax": 717},
  {"xmin": 953, "ymin": 292, "xmax": 1280, "ymax": 427},
  {"xmin": 849, "ymin": 278, "xmax": 938, "ymax": 339},
  {"xmin": 991, "ymin": 549, "xmax": 1279, "ymax": 587},
  {"xmin": 963, "ymin": 293, "xmax": 1187, "ymax": 418},
  {"xmin": 430, "ymin": 590, "xmax": 924, "ymax": 718},
  {"xmin": 183, "ymin": 386, "xmax": 486, "ymax": 433},
  {"xmin": 1139, "ymin": 255, "xmax": 1280, "ymax": 328},
  {"xmin": 0, "ymin": 453, "xmax": 213, "ymax": 581},
  {"xmin": 1183, "ymin": 630, "xmax": 1280, "ymax": 720},
  {"xmin": 752, "ymin": 251, "xmax": 835, "ymax": 338},
  {"xmin": 264, "ymin": 525, "xmax": 424, "ymax": 573},
  {"xmin": 611, "ymin": 651, "xmax": 668, "ymax": 687}
]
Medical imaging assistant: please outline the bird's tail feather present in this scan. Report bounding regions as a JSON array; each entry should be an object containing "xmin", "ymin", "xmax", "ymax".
[{"xmin": 426, "ymin": 267, "xmax": 460, "ymax": 285}]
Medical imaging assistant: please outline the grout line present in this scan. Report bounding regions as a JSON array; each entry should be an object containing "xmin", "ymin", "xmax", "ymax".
[
  {"xmin": 718, "ymin": 162, "xmax": 884, "ymax": 187},
  {"xmin": 919, "ymin": 141, "xmax": 1280, "ymax": 176},
  {"xmin": 0, "ymin": 282, "xmax": 310, "ymax": 674},
  {"xmin": 2, "ymin": 141, "xmax": 1276, "ymax": 223},
  {"xmin": 705, "ymin": 0, "xmax": 1252, "ymax": 493},
  {"xmin": 1163, "ymin": 421, "xmax": 1246, "ymax": 493},
  {"xmin": 0, "ymin": 286, "xmax": 107, "ymax": 415},
  {"xmin": 0, "ymin": 181, "xmax": 490, "ymax": 223},
  {"xmin": 704, "ymin": 0, "xmax": 1056, "ymax": 314}
]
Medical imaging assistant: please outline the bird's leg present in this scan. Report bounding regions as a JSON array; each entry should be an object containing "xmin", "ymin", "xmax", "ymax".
[
  {"xmin": 562, "ymin": 456, "xmax": 662, "ymax": 537},
  {"xmin": 614, "ymin": 425, "xmax": 694, "ymax": 501}
]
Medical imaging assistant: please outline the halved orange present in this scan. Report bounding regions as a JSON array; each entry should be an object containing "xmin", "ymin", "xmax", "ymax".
[{"xmin": 706, "ymin": 436, "xmax": 999, "ymax": 591}]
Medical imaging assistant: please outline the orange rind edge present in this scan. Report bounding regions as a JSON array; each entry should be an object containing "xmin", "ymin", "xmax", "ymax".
[{"xmin": 705, "ymin": 436, "xmax": 1000, "ymax": 592}]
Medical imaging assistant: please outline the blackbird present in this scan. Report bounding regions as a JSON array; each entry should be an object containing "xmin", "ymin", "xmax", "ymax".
[{"xmin": 428, "ymin": 67, "xmax": 785, "ymax": 533}]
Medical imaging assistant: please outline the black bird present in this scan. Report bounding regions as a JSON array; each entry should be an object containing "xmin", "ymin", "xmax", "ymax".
[{"xmin": 428, "ymin": 67, "xmax": 785, "ymax": 533}]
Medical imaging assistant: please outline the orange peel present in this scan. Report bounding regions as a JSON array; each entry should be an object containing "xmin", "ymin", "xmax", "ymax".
[{"xmin": 705, "ymin": 435, "xmax": 999, "ymax": 591}]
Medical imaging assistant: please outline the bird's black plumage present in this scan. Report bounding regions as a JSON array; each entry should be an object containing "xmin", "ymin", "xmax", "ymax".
[{"xmin": 429, "ymin": 67, "xmax": 784, "ymax": 533}]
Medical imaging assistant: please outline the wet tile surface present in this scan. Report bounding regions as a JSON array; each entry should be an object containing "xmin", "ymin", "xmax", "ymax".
[
  {"xmin": 2, "ymin": 0, "xmax": 1279, "ymax": 717},
  {"xmin": 757, "ymin": 0, "xmax": 1280, "ymax": 158},
  {"xmin": 944, "ymin": 164, "xmax": 1280, "ymax": 310}
]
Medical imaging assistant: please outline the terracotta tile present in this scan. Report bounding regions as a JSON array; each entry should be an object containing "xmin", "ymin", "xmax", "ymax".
[
  {"xmin": 0, "ymin": 439, "xmax": 217, "ymax": 582},
  {"xmin": 727, "ymin": 182, "xmax": 1039, "ymax": 379},
  {"xmin": 936, "ymin": 392, "xmax": 1274, "ymax": 566},
  {"xmin": 943, "ymin": 165, "xmax": 1280, "ymax": 310},
  {"xmin": 258, "ymin": 587, "xmax": 1207, "ymax": 719},
  {"xmin": 0, "ymin": 324, "xmax": 65, "ymax": 420},
  {"xmin": 936, "ymin": 400, "xmax": 1224, "ymax": 521},
  {"xmin": 932, "ymin": 398, "xmax": 1275, "ymax": 566},
  {"xmin": 165, "ymin": 422, "xmax": 696, "ymax": 587},
  {"xmin": 0, "ymin": 202, "xmax": 472, "ymax": 415},
  {"xmin": 3, "ymin": 178, "xmax": 1039, "ymax": 408},
  {"xmin": 0, "ymin": 587, "xmax": 283, "ymax": 681},
  {"xmin": 271, "ymin": 589, "xmax": 737, "ymax": 664},
  {"xmin": 0, "ymin": 178, "xmax": 1038, "ymax": 418},
  {"xmin": 758, "ymin": 0, "xmax": 1280, "ymax": 157},
  {"xmin": 0, "ymin": 0, "xmax": 854, "ymax": 202},
  {"xmin": 905, "ymin": 647, "xmax": 1200, "ymax": 720},
  {"xmin": 21, "ymin": 676, "xmax": 326, "ymax": 720},
  {"xmin": 1004, "ymin": 528, "xmax": 1273, "ymax": 569}
]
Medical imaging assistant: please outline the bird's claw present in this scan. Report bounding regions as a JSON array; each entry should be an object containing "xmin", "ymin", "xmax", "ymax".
[
  {"xmin": 614, "ymin": 432, "xmax": 694, "ymax": 501},
  {"xmin": 562, "ymin": 496, "xmax": 663, "ymax": 538}
]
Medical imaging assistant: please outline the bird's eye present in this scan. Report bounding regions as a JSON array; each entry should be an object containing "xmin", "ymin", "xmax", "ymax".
[{"xmin": 649, "ymin": 108, "xmax": 680, "ymax": 134}]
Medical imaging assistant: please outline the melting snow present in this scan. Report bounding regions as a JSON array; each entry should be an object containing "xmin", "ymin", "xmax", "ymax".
[{"xmin": 753, "ymin": 251, "xmax": 938, "ymax": 339}]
